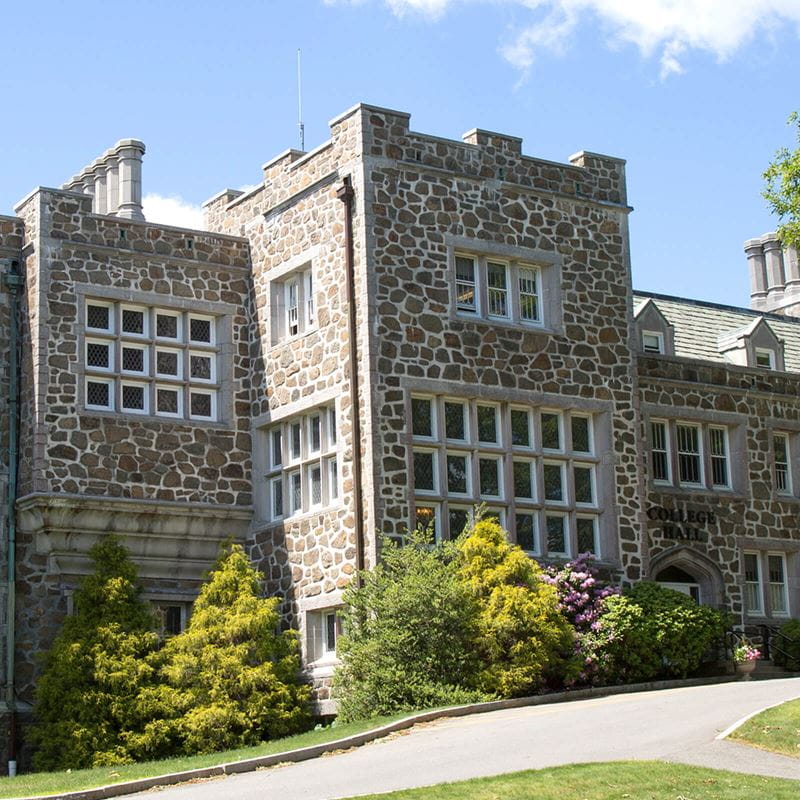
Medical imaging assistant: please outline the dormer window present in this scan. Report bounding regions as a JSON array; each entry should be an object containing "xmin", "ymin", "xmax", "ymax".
[
  {"xmin": 755, "ymin": 348, "xmax": 776, "ymax": 369},
  {"xmin": 642, "ymin": 331, "xmax": 664, "ymax": 354}
]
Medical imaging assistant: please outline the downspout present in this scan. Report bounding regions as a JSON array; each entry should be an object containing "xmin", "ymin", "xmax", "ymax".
[
  {"xmin": 336, "ymin": 177, "xmax": 366, "ymax": 582},
  {"xmin": 2, "ymin": 259, "xmax": 22, "ymax": 777}
]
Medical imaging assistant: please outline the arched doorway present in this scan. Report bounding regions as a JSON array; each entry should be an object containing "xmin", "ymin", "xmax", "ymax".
[{"xmin": 649, "ymin": 548, "xmax": 725, "ymax": 608}]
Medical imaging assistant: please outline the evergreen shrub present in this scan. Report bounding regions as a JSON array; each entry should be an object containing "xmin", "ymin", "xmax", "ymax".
[{"xmin": 31, "ymin": 537, "xmax": 159, "ymax": 770}]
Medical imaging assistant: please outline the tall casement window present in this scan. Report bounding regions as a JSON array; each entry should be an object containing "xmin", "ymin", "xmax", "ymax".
[
  {"xmin": 264, "ymin": 405, "xmax": 338, "ymax": 522},
  {"xmin": 648, "ymin": 419, "xmax": 732, "ymax": 491},
  {"xmin": 271, "ymin": 267, "xmax": 315, "ymax": 343},
  {"xmin": 83, "ymin": 300, "xmax": 220, "ymax": 421},
  {"xmin": 743, "ymin": 550, "xmax": 791, "ymax": 618},
  {"xmin": 773, "ymin": 433, "xmax": 792, "ymax": 496},
  {"xmin": 410, "ymin": 395, "xmax": 601, "ymax": 559},
  {"xmin": 453, "ymin": 254, "xmax": 543, "ymax": 327}
]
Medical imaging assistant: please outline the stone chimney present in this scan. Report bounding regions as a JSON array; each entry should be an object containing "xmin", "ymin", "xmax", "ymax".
[
  {"xmin": 745, "ymin": 233, "xmax": 800, "ymax": 316},
  {"xmin": 62, "ymin": 139, "xmax": 146, "ymax": 220}
]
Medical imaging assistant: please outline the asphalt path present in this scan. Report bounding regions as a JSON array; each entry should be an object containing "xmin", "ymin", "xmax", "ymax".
[{"xmin": 122, "ymin": 678, "xmax": 800, "ymax": 800}]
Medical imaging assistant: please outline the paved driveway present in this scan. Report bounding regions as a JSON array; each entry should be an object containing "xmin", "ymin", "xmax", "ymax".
[{"xmin": 122, "ymin": 678, "xmax": 800, "ymax": 800}]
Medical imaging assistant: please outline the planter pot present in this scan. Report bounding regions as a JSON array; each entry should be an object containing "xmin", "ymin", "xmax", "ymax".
[{"xmin": 735, "ymin": 660, "xmax": 757, "ymax": 677}]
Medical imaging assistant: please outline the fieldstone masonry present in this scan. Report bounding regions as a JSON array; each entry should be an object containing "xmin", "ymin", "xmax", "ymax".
[{"xmin": 0, "ymin": 102, "xmax": 797, "ymax": 754}]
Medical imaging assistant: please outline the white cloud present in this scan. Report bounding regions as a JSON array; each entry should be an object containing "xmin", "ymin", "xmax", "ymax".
[
  {"xmin": 142, "ymin": 193, "xmax": 205, "ymax": 230},
  {"xmin": 353, "ymin": 0, "xmax": 800, "ymax": 78}
]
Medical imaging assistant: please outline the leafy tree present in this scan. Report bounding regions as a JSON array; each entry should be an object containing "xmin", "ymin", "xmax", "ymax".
[
  {"xmin": 764, "ymin": 111, "xmax": 800, "ymax": 248},
  {"xmin": 457, "ymin": 518, "xmax": 575, "ymax": 697},
  {"xmin": 31, "ymin": 537, "xmax": 159, "ymax": 769},
  {"xmin": 333, "ymin": 531, "xmax": 486, "ymax": 722},
  {"xmin": 129, "ymin": 543, "xmax": 311, "ymax": 757}
]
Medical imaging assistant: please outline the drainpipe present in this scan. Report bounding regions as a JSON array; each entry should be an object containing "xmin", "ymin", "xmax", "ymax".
[
  {"xmin": 2, "ymin": 258, "xmax": 22, "ymax": 777},
  {"xmin": 336, "ymin": 177, "xmax": 365, "ymax": 582}
]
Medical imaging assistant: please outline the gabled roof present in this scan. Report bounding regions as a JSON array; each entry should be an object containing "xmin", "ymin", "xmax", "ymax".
[{"xmin": 632, "ymin": 291, "xmax": 800, "ymax": 372}]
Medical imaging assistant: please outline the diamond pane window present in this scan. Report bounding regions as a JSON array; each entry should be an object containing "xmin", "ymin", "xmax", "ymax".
[
  {"xmin": 574, "ymin": 466, "xmax": 594, "ymax": 504},
  {"xmin": 156, "ymin": 387, "xmax": 180, "ymax": 415},
  {"xmin": 411, "ymin": 397, "xmax": 434, "ymax": 438},
  {"xmin": 444, "ymin": 401, "xmax": 467, "ymax": 441},
  {"xmin": 122, "ymin": 308, "xmax": 145, "ymax": 335},
  {"xmin": 477, "ymin": 405, "xmax": 498, "ymax": 444},
  {"xmin": 513, "ymin": 460, "xmax": 534, "ymax": 500},
  {"xmin": 190, "ymin": 391, "xmax": 213, "ymax": 418},
  {"xmin": 328, "ymin": 457, "xmax": 339, "ymax": 499},
  {"xmin": 546, "ymin": 515, "xmax": 567, "ymax": 555},
  {"xmin": 516, "ymin": 513, "xmax": 537, "ymax": 552},
  {"xmin": 271, "ymin": 478, "xmax": 283, "ymax": 518},
  {"xmin": 309, "ymin": 415, "xmax": 322, "ymax": 454},
  {"xmin": 448, "ymin": 507, "xmax": 470, "ymax": 539},
  {"xmin": 121, "ymin": 384, "xmax": 145, "ymax": 412},
  {"xmin": 289, "ymin": 471, "xmax": 302, "ymax": 515},
  {"xmin": 86, "ymin": 304, "xmax": 111, "ymax": 331},
  {"xmin": 189, "ymin": 317, "xmax": 212, "ymax": 344},
  {"xmin": 541, "ymin": 412, "xmax": 561, "ymax": 450},
  {"xmin": 577, "ymin": 517, "xmax": 598, "ymax": 555},
  {"xmin": 189, "ymin": 353, "xmax": 212, "ymax": 381},
  {"xmin": 455, "ymin": 256, "xmax": 477, "ymax": 312},
  {"xmin": 156, "ymin": 313, "xmax": 179, "ymax": 339},
  {"xmin": 290, "ymin": 422, "xmax": 302, "ymax": 460},
  {"xmin": 271, "ymin": 429, "xmax": 283, "ymax": 468},
  {"xmin": 86, "ymin": 380, "xmax": 111, "ymax": 408},
  {"xmin": 479, "ymin": 457, "xmax": 501, "ymax": 497},
  {"xmin": 309, "ymin": 465, "xmax": 322, "ymax": 506},
  {"xmin": 543, "ymin": 462, "xmax": 564, "ymax": 502},
  {"xmin": 122, "ymin": 346, "xmax": 145, "ymax": 373},
  {"xmin": 487, "ymin": 261, "xmax": 509, "ymax": 317},
  {"xmin": 414, "ymin": 451, "xmax": 436, "ymax": 492},
  {"xmin": 156, "ymin": 350, "xmax": 180, "ymax": 377},
  {"xmin": 446, "ymin": 454, "xmax": 469, "ymax": 495},
  {"xmin": 86, "ymin": 341, "xmax": 111, "ymax": 369},
  {"xmin": 571, "ymin": 416, "xmax": 591, "ymax": 453},
  {"xmin": 415, "ymin": 505, "xmax": 439, "ymax": 541},
  {"xmin": 511, "ymin": 408, "xmax": 531, "ymax": 447}
]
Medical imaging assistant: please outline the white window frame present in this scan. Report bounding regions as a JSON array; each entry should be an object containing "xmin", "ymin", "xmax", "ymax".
[
  {"xmin": 576, "ymin": 515, "xmax": 599, "ymax": 557},
  {"xmin": 155, "ymin": 309, "xmax": 181, "ymax": 341},
  {"xmin": 454, "ymin": 255, "xmax": 478, "ymax": 314},
  {"xmin": 414, "ymin": 503, "xmax": 442, "ymax": 542},
  {"xmin": 188, "ymin": 313, "xmax": 216, "ymax": 346},
  {"xmin": 85, "ymin": 338, "xmax": 114, "ymax": 373},
  {"xmin": 120, "ymin": 342, "xmax": 149, "ymax": 376},
  {"xmin": 444, "ymin": 398, "xmax": 470, "ymax": 443},
  {"xmin": 572, "ymin": 463, "xmax": 596, "ymax": 507},
  {"xmin": 478, "ymin": 454, "xmax": 503, "ymax": 499},
  {"xmin": 120, "ymin": 380, "xmax": 149, "ymax": 415},
  {"xmin": 155, "ymin": 347, "xmax": 183, "ymax": 380},
  {"xmin": 510, "ymin": 406, "xmax": 534, "ymax": 450},
  {"xmin": 85, "ymin": 376, "xmax": 115, "ymax": 411},
  {"xmin": 514, "ymin": 511, "xmax": 539, "ymax": 554},
  {"xmin": 642, "ymin": 330, "xmax": 664, "ymax": 354},
  {"xmin": 708, "ymin": 426, "xmax": 730, "ymax": 489},
  {"xmin": 155, "ymin": 384, "xmax": 183, "ymax": 418},
  {"xmin": 755, "ymin": 348, "xmax": 776, "ymax": 369},
  {"xmin": 650, "ymin": 419, "xmax": 672, "ymax": 484},
  {"xmin": 774, "ymin": 432, "xmax": 792, "ymax": 496},
  {"xmin": 120, "ymin": 304, "xmax": 148, "ymax": 338},
  {"xmin": 476, "ymin": 403, "xmax": 501, "ymax": 447},
  {"xmin": 188, "ymin": 389, "xmax": 217, "ymax": 421},
  {"xmin": 767, "ymin": 552, "xmax": 790, "ymax": 617},
  {"xmin": 85, "ymin": 300, "xmax": 114, "ymax": 333},
  {"xmin": 743, "ymin": 551, "xmax": 763, "ymax": 616},
  {"xmin": 411, "ymin": 395, "xmax": 437, "ymax": 441},
  {"xmin": 545, "ymin": 513, "xmax": 569, "ymax": 558},
  {"xmin": 445, "ymin": 451, "xmax": 472, "ymax": 497},
  {"xmin": 413, "ymin": 448, "xmax": 439, "ymax": 495},
  {"xmin": 512, "ymin": 458, "xmax": 536, "ymax": 502},
  {"xmin": 540, "ymin": 410, "xmax": 563, "ymax": 452},
  {"xmin": 676, "ymin": 422, "xmax": 704, "ymax": 488},
  {"xmin": 570, "ymin": 414, "xmax": 593, "ymax": 455}
]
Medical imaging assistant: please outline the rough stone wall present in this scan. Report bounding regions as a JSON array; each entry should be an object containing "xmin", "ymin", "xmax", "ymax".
[
  {"xmin": 359, "ymin": 107, "xmax": 643, "ymax": 579},
  {"xmin": 8, "ymin": 190, "xmax": 255, "ymax": 698},
  {"xmin": 639, "ymin": 355, "xmax": 800, "ymax": 622},
  {"xmin": 206, "ymin": 107, "xmax": 373, "ymax": 691}
]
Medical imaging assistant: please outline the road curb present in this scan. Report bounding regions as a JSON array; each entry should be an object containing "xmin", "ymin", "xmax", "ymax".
[
  {"xmin": 715, "ymin": 696, "xmax": 797, "ymax": 741},
  {"xmin": 7, "ymin": 674, "xmax": 744, "ymax": 800}
]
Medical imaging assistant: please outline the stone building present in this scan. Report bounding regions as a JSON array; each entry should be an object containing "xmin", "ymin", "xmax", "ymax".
[{"xmin": 0, "ymin": 103, "xmax": 798, "ymax": 742}]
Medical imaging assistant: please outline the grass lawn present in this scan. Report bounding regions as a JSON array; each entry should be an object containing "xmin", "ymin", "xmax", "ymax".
[
  {"xmin": 0, "ymin": 712, "xmax": 413, "ymax": 799},
  {"xmin": 343, "ymin": 761, "xmax": 799, "ymax": 800},
  {"xmin": 730, "ymin": 697, "xmax": 800, "ymax": 758}
]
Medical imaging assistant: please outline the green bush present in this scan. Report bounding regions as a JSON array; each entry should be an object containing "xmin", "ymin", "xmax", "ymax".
[
  {"xmin": 588, "ymin": 582, "xmax": 727, "ymax": 685},
  {"xmin": 128, "ymin": 543, "xmax": 311, "ymax": 758},
  {"xmin": 31, "ymin": 537, "xmax": 159, "ymax": 770},
  {"xmin": 333, "ymin": 532, "xmax": 487, "ymax": 722},
  {"xmin": 457, "ymin": 519, "xmax": 575, "ymax": 696},
  {"xmin": 772, "ymin": 619, "xmax": 800, "ymax": 671}
]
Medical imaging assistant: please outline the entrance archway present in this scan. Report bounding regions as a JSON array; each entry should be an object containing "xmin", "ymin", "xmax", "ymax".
[{"xmin": 649, "ymin": 548, "xmax": 725, "ymax": 608}]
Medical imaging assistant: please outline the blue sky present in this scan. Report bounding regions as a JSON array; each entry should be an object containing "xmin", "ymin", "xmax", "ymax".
[{"xmin": 2, "ymin": 0, "xmax": 798, "ymax": 306}]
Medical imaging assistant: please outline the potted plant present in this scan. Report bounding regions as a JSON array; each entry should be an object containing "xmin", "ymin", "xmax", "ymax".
[{"xmin": 733, "ymin": 640, "xmax": 761, "ymax": 677}]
